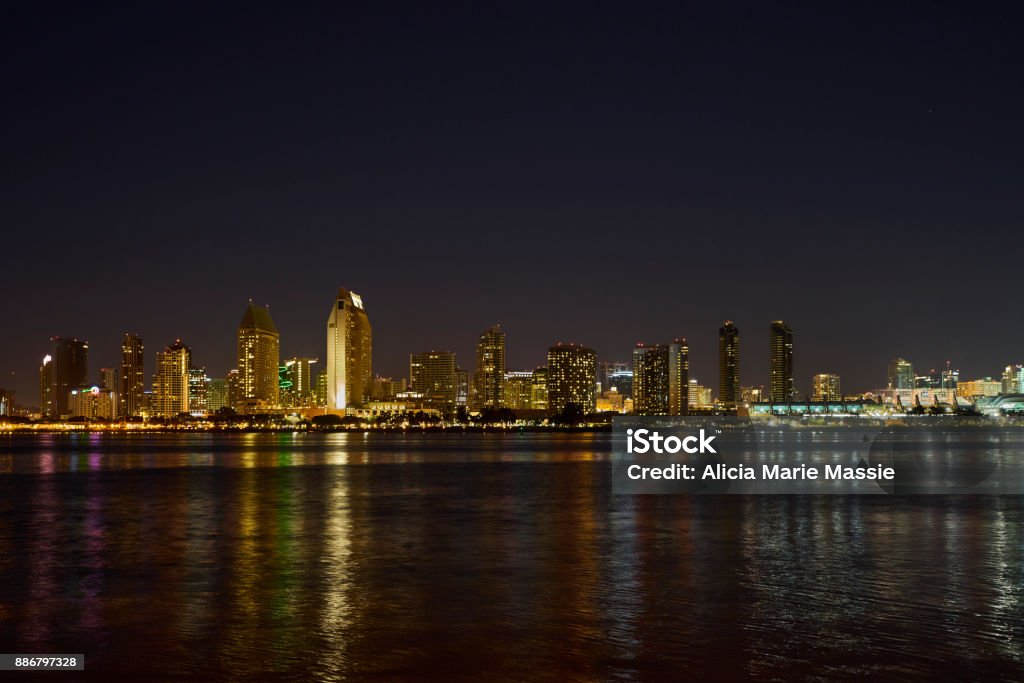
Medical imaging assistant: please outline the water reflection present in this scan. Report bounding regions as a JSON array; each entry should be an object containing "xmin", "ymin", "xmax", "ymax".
[{"xmin": 0, "ymin": 433, "xmax": 1022, "ymax": 680}]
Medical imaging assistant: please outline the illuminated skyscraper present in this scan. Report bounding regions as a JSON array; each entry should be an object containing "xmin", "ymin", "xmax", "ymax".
[
  {"xmin": 530, "ymin": 367, "xmax": 548, "ymax": 411},
  {"xmin": 718, "ymin": 321, "xmax": 740, "ymax": 406},
  {"xmin": 283, "ymin": 358, "xmax": 318, "ymax": 408},
  {"xmin": 326, "ymin": 287, "xmax": 373, "ymax": 410},
  {"xmin": 226, "ymin": 369, "xmax": 240, "ymax": 410},
  {"xmin": 769, "ymin": 320, "xmax": 794, "ymax": 402},
  {"xmin": 41, "ymin": 337, "xmax": 88, "ymax": 418},
  {"xmin": 812, "ymin": 373, "xmax": 841, "ymax": 401},
  {"xmin": 1002, "ymin": 365, "xmax": 1024, "ymax": 394},
  {"xmin": 237, "ymin": 302, "xmax": 280, "ymax": 413},
  {"xmin": 99, "ymin": 367, "xmax": 119, "ymax": 419},
  {"xmin": 207, "ymin": 378, "xmax": 228, "ymax": 413},
  {"xmin": 153, "ymin": 340, "xmax": 190, "ymax": 417},
  {"xmin": 632, "ymin": 344, "xmax": 669, "ymax": 415},
  {"xmin": 547, "ymin": 343, "xmax": 596, "ymax": 415},
  {"xmin": 504, "ymin": 370, "xmax": 534, "ymax": 410},
  {"xmin": 120, "ymin": 334, "xmax": 145, "ymax": 418},
  {"xmin": 473, "ymin": 325, "xmax": 505, "ymax": 410},
  {"xmin": 410, "ymin": 351, "xmax": 456, "ymax": 409},
  {"xmin": 188, "ymin": 368, "xmax": 208, "ymax": 415},
  {"xmin": 455, "ymin": 368, "xmax": 469, "ymax": 407},
  {"xmin": 39, "ymin": 355, "xmax": 53, "ymax": 418},
  {"xmin": 887, "ymin": 358, "xmax": 914, "ymax": 390},
  {"xmin": 668, "ymin": 338, "xmax": 689, "ymax": 416}
]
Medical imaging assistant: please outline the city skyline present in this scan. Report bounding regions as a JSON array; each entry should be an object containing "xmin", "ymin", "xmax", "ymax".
[{"xmin": 7, "ymin": 294, "xmax": 1023, "ymax": 411}]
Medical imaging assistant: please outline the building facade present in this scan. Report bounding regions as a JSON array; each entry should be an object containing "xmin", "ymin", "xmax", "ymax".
[
  {"xmin": 410, "ymin": 351, "xmax": 457, "ymax": 409},
  {"xmin": 238, "ymin": 302, "xmax": 281, "ymax": 413},
  {"xmin": 718, "ymin": 321, "xmax": 740, "ymax": 407},
  {"xmin": 152, "ymin": 340, "xmax": 191, "ymax": 417},
  {"xmin": 547, "ymin": 344, "xmax": 596, "ymax": 415},
  {"xmin": 327, "ymin": 288, "xmax": 373, "ymax": 411},
  {"xmin": 632, "ymin": 344, "xmax": 669, "ymax": 415},
  {"xmin": 769, "ymin": 320, "xmax": 794, "ymax": 402},
  {"xmin": 473, "ymin": 325, "xmax": 505, "ymax": 410},
  {"xmin": 887, "ymin": 358, "xmax": 914, "ymax": 390},
  {"xmin": 41, "ymin": 337, "xmax": 89, "ymax": 418},
  {"xmin": 811, "ymin": 373, "xmax": 841, "ymax": 402}
]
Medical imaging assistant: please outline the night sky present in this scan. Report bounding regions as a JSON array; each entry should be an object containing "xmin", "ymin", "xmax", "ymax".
[{"xmin": 3, "ymin": 3, "xmax": 1022, "ymax": 403}]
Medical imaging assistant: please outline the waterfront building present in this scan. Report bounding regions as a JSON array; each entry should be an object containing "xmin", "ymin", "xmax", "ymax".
[
  {"xmin": 207, "ymin": 378, "xmax": 228, "ymax": 413},
  {"xmin": 69, "ymin": 385, "xmax": 116, "ymax": 420},
  {"xmin": 152, "ymin": 340, "xmax": 191, "ymax": 417},
  {"xmin": 327, "ymin": 288, "xmax": 373, "ymax": 410},
  {"xmin": 811, "ymin": 373, "xmax": 842, "ymax": 402},
  {"xmin": 718, "ymin": 321, "xmax": 740, "ymax": 406},
  {"xmin": 530, "ymin": 367, "xmax": 548, "ymax": 412},
  {"xmin": 238, "ymin": 302, "xmax": 280, "ymax": 413},
  {"xmin": 887, "ymin": 358, "xmax": 914, "ymax": 390},
  {"xmin": 410, "ymin": 351, "xmax": 457, "ymax": 409},
  {"xmin": 188, "ymin": 368, "xmax": 208, "ymax": 415},
  {"xmin": 547, "ymin": 343, "xmax": 596, "ymax": 415},
  {"xmin": 41, "ymin": 337, "xmax": 89, "ymax": 418},
  {"xmin": 504, "ymin": 370, "xmax": 534, "ymax": 410},
  {"xmin": 769, "ymin": 320, "xmax": 794, "ymax": 402},
  {"xmin": 282, "ymin": 357, "xmax": 318, "ymax": 408},
  {"xmin": 473, "ymin": 325, "xmax": 505, "ymax": 410},
  {"xmin": 632, "ymin": 344, "xmax": 669, "ymax": 415}
]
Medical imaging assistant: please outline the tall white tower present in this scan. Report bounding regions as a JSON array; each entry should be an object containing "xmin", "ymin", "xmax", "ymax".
[{"xmin": 326, "ymin": 288, "xmax": 372, "ymax": 411}]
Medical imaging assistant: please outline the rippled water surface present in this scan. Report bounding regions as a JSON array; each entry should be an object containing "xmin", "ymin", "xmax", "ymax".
[{"xmin": 1, "ymin": 432, "xmax": 1023, "ymax": 681}]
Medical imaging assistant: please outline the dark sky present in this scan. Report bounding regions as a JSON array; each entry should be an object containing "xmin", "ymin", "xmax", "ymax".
[{"xmin": 3, "ymin": 2, "xmax": 1022, "ymax": 403}]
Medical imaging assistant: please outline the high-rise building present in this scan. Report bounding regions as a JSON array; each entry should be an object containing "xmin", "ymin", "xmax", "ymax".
[
  {"xmin": 226, "ymin": 369, "xmax": 241, "ymax": 410},
  {"xmin": 188, "ymin": 368, "xmax": 208, "ymax": 415},
  {"xmin": 1002, "ymin": 365, "xmax": 1024, "ymax": 394},
  {"xmin": 887, "ymin": 358, "xmax": 914, "ymax": 390},
  {"xmin": 282, "ymin": 358, "xmax": 318, "ymax": 408},
  {"xmin": 958, "ymin": 378, "xmax": 1001, "ymax": 399},
  {"xmin": 473, "ymin": 325, "xmax": 505, "ymax": 410},
  {"xmin": 632, "ymin": 344, "xmax": 669, "ymax": 415},
  {"xmin": 668, "ymin": 338, "xmax": 689, "ymax": 416},
  {"xmin": 99, "ymin": 367, "xmax": 118, "ymax": 419},
  {"xmin": 597, "ymin": 361, "xmax": 630, "ymax": 394},
  {"xmin": 769, "ymin": 321, "xmax": 794, "ymax": 402},
  {"xmin": 69, "ymin": 385, "xmax": 116, "ymax": 420},
  {"xmin": 504, "ymin": 370, "xmax": 534, "ymax": 410},
  {"xmin": 547, "ymin": 344, "xmax": 596, "ymax": 415},
  {"xmin": 688, "ymin": 379, "xmax": 713, "ymax": 408},
  {"xmin": 530, "ymin": 367, "xmax": 548, "ymax": 412},
  {"xmin": 742, "ymin": 386, "xmax": 767, "ymax": 404},
  {"xmin": 326, "ymin": 288, "xmax": 373, "ymax": 411},
  {"xmin": 455, "ymin": 368, "xmax": 469, "ymax": 407},
  {"xmin": 41, "ymin": 337, "xmax": 88, "ymax": 418},
  {"xmin": 207, "ymin": 378, "xmax": 228, "ymax": 413},
  {"xmin": 410, "ymin": 351, "xmax": 457, "ymax": 409},
  {"xmin": 39, "ymin": 355, "xmax": 53, "ymax": 418},
  {"xmin": 812, "ymin": 373, "xmax": 841, "ymax": 401},
  {"xmin": 153, "ymin": 340, "xmax": 190, "ymax": 417},
  {"xmin": 0, "ymin": 388, "xmax": 15, "ymax": 416},
  {"xmin": 606, "ymin": 369, "xmax": 633, "ymax": 398},
  {"xmin": 718, "ymin": 321, "xmax": 740, "ymax": 407},
  {"xmin": 238, "ymin": 302, "xmax": 280, "ymax": 413},
  {"xmin": 120, "ymin": 334, "xmax": 145, "ymax": 418}
]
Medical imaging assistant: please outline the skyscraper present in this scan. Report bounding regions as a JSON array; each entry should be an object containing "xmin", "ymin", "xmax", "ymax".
[
  {"xmin": 41, "ymin": 337, "xmax": 88, "ymax": 418},
  {"xmin": 238, "ymin": 302, "xmax": 280, "ymax": 413},
  {"xmin": 668, "ymin": 338, "xmax": 689, "ymax": 416},
  {"xmin": 887, "ymin": 358, "xmax": 914, "ymax": 390},
  {"xmin": 718, "ymin": 321, "xmax": 740, "ymax": 407},
  {"xmin": 530, "ymin": 367, "xmax": 548, "ymax": 412},
  {"xmin": 326, "ymin": 287, "xmax": 373, "ymax": 411},
  {"xmin": 1002, "ymin": 364, "xmax": 1024, "ymax": 394},
  {"xmin": 547, "ymin": 343, "xmax": 596, "ymax": 415},
  {"xmin": 503, "ymin": 370, "xmax": 534, "ymax": 410},
  {"xmin": 99, "ymin": 367, "xmax": 119, "ymax": 419},
  {"xmin": 120, "ymin": 334, "xmax": 145, "ymax": 418},
  {"xmin": 188, "ymin": 368, "xmax": 208, "ymax": 415},
  {"xmin": 282, "ymin": 358, "xmax": 318, "ymax": 408},
  {"xmin": 152, "ymin": 340, "xmax": 190, "ymax": 417},
  {"xmin": 812, "ymin": 373, "xmax": 841, "ymax": 401},
  {"xmin": 632, "ymin": 344, "xmax": 669, "ymax": 415},
  {"xmin": 473, "ymin": 325, "xmax": 505, "ymax": 410},
  {"xmin": 410, "ymin": 351, "xmax": 457, "ymax": 409},
  {"xmin": 769, "ymin": 320, "xmax": 794, "ymax": 402},
  {"xmin": 207, "ymin": 378, "xmax": 228, "ymax": 413}
]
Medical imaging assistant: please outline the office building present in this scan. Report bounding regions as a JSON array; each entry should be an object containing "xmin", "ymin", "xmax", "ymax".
[
  {"xmin": 69, "ymin": 386, "xmax": 116, "ymax": 420},
  {"xmin": 547, "ymin": 343, "xmax": 596, "ymax": 415},
  {"xmin": 455, "ymin": 368, "xmax": 469, "ymax": 407},
  {"xmin": 238, "ymin": 302, "xmax": 280, "ymax": 413},
  {"xmin": 0, "ymin": 389, "xmax": 15, "ymax": 417},
  {"xmin": 188, "ymin": 368, "xmax": 208, "ymax": 415},
  {"xmin": 504, "ymin": 370, "xmax": 534, "ymax": 410},
  {"xmin": 41, "ymin": 337, "xmax": 88, "ymax": 418},
  {"xmin": 769, "ymin": 320, "xmax": 794, "ymax": 402},
  {"xmin": 958, "ymin": 378, "xmax": 1001, "ymax": 399},
  {"xmin": 410, "ymin": 351, "xmax": 457, "ymax": 409},
  {"xmin": 120, "ymin": 334, "xmax": 145, "ymax": 418},
  {"xmin": 207, "ymin": 378, "xmax": 228, "ymax": 413},
  {"xmin": 718, "ymin": 321, "xmax": 740, "ymax": 406},
  {"xmin": 531, "ymin": 367, "xmax": 548, "ymax": 412},
  {"xmin": 153, "ymin": 340, "xmax": 190, "ymax": 417},
  {"xmin": 1003, "ymin": 365, "xmax": 1024, "ymax": 394},
  {"xmin": 668, "ymin": 338, "xmax": 689, "ymax": 416},
  {"xmin": 887, "ymin": 358, "xmax": 914, "ymax": 390},
  {"xmin": 632, "ymin": 344, "xmax": 669, "ymax": 415},
  {"xmin": 473, "ymin": 325, "xmax": 505, "ymax": 410},
  {"xmin": 327, "ymin": 287, "xmax": 373, "ymax": 410},
  {"xmin": 811, "ymin": 373, "xmax": 842, "ymax": 402}
]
